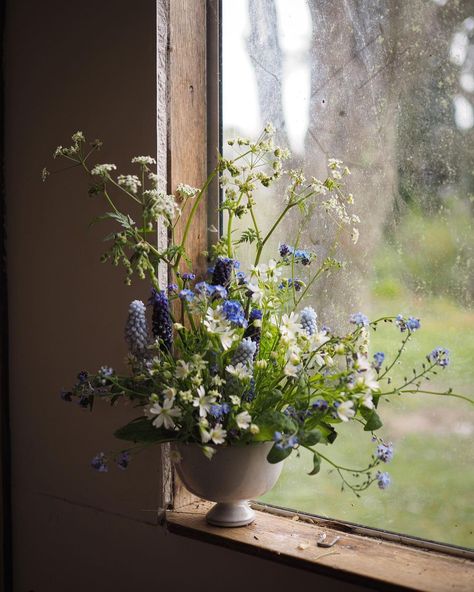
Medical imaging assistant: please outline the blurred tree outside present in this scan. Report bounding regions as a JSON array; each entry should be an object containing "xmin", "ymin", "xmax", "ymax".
[{"xmin": 222, "ymin": 0, "xmax": 474, "ymax": 547}]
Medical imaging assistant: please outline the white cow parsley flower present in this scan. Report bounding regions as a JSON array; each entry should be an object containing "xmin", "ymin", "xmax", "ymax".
[
  {"xmin": 91, "ymin": 163, "xmax": 117, "ymax": 177},
  {"xmin": 131, "ymin": 156, "xmax": 156, "ymax": 165},
  {"xmin": 117, "ymin": 174, "xmax": 141, "ymax": 194}
]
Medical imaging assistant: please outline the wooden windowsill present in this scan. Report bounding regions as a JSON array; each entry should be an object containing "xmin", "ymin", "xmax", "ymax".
[{"xmin": 166, "ymin": 501, "xmax": 474, "ymax": 592}]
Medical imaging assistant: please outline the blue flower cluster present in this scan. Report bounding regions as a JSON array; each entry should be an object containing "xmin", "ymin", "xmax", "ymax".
[
  {"xmin": 179, "ymin": 289, "xmax": 195, "ymax": 302},
  {"xmin": 222, "ymin": 300, "xmax": 247, "ymax": 327},
  {"xmin": 211, "ymin": 256, "xmax": 239, "ymax": 286},
  {"xmin": 278, "ymin": 278, "xmax": 304, "ymax": 291},
  {"xmin": 181, "ymin": 272, "xmax": 196, "ymax": 281},
  {"xmin": 116, "ymin": 451, "xmax": 131, "ymax": 470},
  {"xmin": 376, "ymin": 471, "xmax": 391, "ymax": 490},
  {"xmin": 428, "ymin": 347, "xmax": 450, "ymax": 368},
  {"xmin": 376, "ymin": 443, "xmax": 394, "ymax": 463},
  {"xmin": 195, "ymin": 281, "xmax": 227, "ymax": 300},
  {"xmin": 209, "ymin": 403, "xmax": 230, "ymax": 419},
  {"xmin": 273, "ymin": 431, "xmax": 299, "ymax": 450},
  {"xmin": 77, "ymin": 370, "xmax": 89, "ymax": 384},
  {"xmin": 91, "ymin": 452, "xmax": 108, "ymax": 472},
  {"xmin": 373, "ymin": 352, "xmax": 385, "ymax": 371},
  {"xmin": 279, "ymin": 244, "xmax": 312, "ymax": 265},
  {"xmin": 312, "ymin": 399, "xmax": 329, "ymax": 412},
  {"xmin": 396, "ymin": 314, "xmax": 420, "ymax": 332},
  {"xmin": 350, "ymin": 312, "xmax": 369, "ymax": 327}
]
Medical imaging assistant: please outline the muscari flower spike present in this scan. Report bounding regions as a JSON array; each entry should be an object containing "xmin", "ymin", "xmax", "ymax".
[
  {"xmin": 243, "ymin": 309, "xmax": 263, "ymax": 356},
  {"xmin": 300, "ymin": 306, "xmax": 318, "ymax": 336},
  {"xmin": 211, "ymin": 256, "xmax": 236, "ymax": 287},
  {"xmin": 149, "ymin": 288, "xmax": 173, "ymax": 352},
  {"xmin": 231, "ymin": 337, "xmax": 257, "ymax": 367},
  {"xmin": 125, "ymin": 300, "xmax": 150, "ymax": 358}
]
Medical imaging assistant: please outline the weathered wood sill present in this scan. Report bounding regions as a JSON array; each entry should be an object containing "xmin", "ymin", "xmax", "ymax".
[{"xmin": 166, "ymin": 501, "xmax": 474, "ymax": 592}]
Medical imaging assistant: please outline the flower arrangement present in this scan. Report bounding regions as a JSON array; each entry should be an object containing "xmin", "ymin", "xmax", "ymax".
[{"xmin": 46, "ymin": 126, "xmax": 470, "ymax": 495}]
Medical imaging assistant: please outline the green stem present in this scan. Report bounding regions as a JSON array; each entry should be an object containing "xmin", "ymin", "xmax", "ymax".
[{"xmin": 175, "ymin": 171, "xmax": 216, "ymax": 269}]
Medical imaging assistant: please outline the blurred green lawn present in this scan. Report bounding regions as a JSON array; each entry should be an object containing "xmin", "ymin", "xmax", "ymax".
[{"xmin": 260, "ymin": 291, "xmax": 474, "ymax": 548}]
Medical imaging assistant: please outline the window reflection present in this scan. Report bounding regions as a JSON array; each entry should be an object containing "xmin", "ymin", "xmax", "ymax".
[{"xmin": 222, "ymin": 0, "xmax": 474, "ymax": 548}]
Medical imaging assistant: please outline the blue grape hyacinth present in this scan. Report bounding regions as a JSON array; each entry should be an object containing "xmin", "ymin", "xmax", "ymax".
[
  {"xmin": 211, "ymin": 256, "xmax": 235, "ymax": 287},
  {"xmin": 125, "ymin": 300, "xmax": 150, "ymax": 358},
  {"xmin": 150, "ymin": 288, "xmax": 173, "ymax": 352},
  {"xmin": 231, "ymin": 338, "xmax": 257, "ymax": 367},
  {"xmin": 300, "ymin": 306, "xmax": 318, "ymax": 336}
]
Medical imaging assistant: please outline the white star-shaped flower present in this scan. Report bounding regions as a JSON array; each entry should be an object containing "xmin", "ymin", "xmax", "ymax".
[
  {"xmin": 280, "ymin": 312, "xmax": 302, "ymax": 342},
  {"xmin": 336, "ymin": 400, "xmax": 355, "ymax": 422},
  {"xmin": 209, "ymin": 423, "xmax": 227, "ymax": 444},
  {"xmin": 175, "ymin": 360, "xmax": 191, "ymax": 379},
  {"xmin": 149, "ymin": 398, "xmax": 181, "ymax": 430},
  {"xmin": 226, "ymin": 363, "xmax": 252, "ymax": 380},
  {"xmin": 193, "ymin": 385, "xmax": 216, "ymax": 418},
  {"xmin": 236, "ymin": 411, "xmax": 252, "ymax": 430}
]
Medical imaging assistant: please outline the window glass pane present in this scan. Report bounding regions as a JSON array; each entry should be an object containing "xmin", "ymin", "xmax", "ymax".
[{"xmin": 222, "ymin": 0, "xmax": 474, "ymax": 548}]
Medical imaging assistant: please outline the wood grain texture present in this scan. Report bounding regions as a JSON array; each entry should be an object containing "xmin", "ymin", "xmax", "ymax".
[
  {"xmin": 167, "ymin": 502, "xmax": 474, "ymax": 592},
  {"xmin": 169, "ymin": 0, "xmax": 208, "ymax": 278},
  {"xmin": 168, "ymin": 0, "xmax": 207, "ymax": 510}
]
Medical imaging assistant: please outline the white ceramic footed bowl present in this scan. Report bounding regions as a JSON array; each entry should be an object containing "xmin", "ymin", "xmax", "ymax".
[{"xmin": 172, "ymin": 441, "xmax": 283, "ymax": 527}]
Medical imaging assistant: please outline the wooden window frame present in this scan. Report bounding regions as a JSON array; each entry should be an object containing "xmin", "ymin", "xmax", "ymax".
[{"xmin": 162, "ymin": 2, "xmax": 474, "ymax": 590}]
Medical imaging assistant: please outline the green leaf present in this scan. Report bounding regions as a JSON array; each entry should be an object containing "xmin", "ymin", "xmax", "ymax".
[
  {"xmin": 114, "ymin": 417, "xmax": 171, "ymax": 443},
  {"xmin": 360, "ymin": 407, "xmax": 383, "ymax": 431},
  {"xmin": 266, "ymin": 443, "xmax": 293, "ymax": 464},
  {"xmin": 252, "ymin": 409, "xmax": 297, "ymax": 441},
  {"xmin": 318, "ymin": 421, "xmax": 338, "ymax": 444},
  {"xmin": 299, "ymin": 429, "xmax": 322, "ymax": 447},
  {"xmin": 236, "ymin": 228, "xmax": 258, "ymax": 245},
  {"xmin": 308, "ymin": 451, "xmax": 321, "ymax": 475}
]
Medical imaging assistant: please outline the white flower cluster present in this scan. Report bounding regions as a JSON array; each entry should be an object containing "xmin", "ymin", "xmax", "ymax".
[
  {"xmin": 131, "ymin": 156, "xmax": 156, "ymax": 166},
  {"xmin": 322, "ymin": 195, "xmax": 360, "ymax": 227},
  {"xmin": 203, "ymin": 306, "xmax": 236, "ymax": 350},
  {"xmin": 176, "ymin": 183, "xmax": 199, "ymax": 199},
  {"xmin": 143, "ymin": 189, "xmax": 179, "ymax": 223},
  {"xmin": 91, "ymin": 163, "xmax": 117, "ymax": 177},
  {"xmin": 117, "ymin": 174, "xmax": 141, "ymax": 194}
]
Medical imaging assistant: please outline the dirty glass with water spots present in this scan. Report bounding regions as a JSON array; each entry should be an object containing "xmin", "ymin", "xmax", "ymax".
[{"xmin": 222, "ymin": 0, "xmax": 474, "ymax": 548}]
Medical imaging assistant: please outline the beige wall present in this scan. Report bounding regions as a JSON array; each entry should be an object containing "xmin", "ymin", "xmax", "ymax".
[{"xmin": 4, "ymin": 1, "xmax": 368, "ymax": 590}]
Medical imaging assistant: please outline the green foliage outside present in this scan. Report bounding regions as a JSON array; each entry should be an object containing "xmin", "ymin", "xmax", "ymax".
[{"xmin": 262, "ymin": 206, "xmax": 474, "ymax": 549}]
